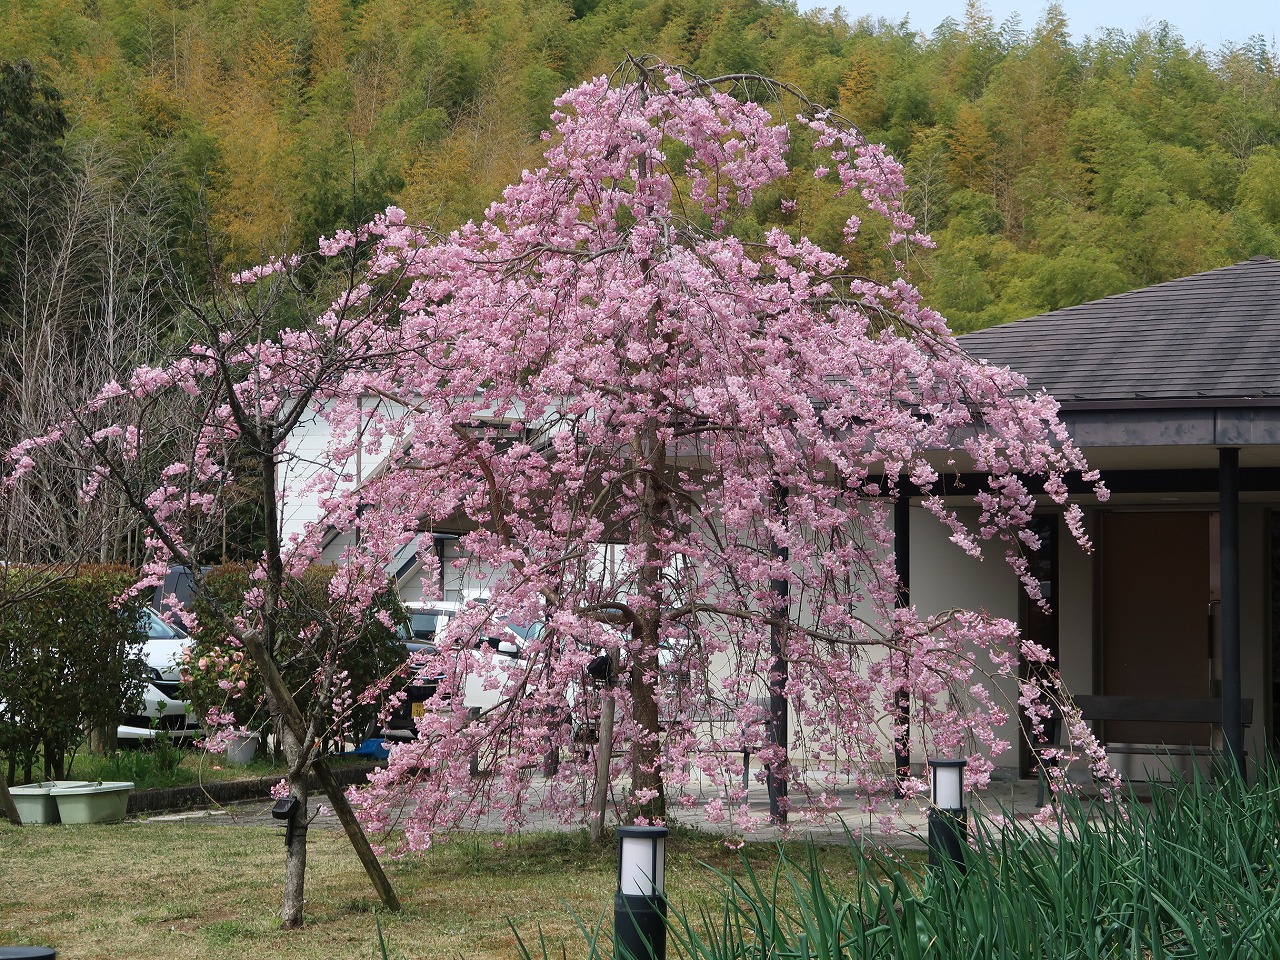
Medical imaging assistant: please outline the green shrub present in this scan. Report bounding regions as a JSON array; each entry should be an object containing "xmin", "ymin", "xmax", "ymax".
[
  {"xmin": 0, "ymin": 565, "xmax": 147, "ymax": 783},
  {"xmin": 184, "ymin": 564, "xmax": 404, "ymax": 747},
  {"xmin": 183, "ymin": 564, "xmax": 261, "ymax": 731}
]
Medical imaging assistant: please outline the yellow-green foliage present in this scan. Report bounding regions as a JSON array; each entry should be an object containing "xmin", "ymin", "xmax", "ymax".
[{"xmin": 2, "ymin": 0, "xmax": 1277, "ymax": 327}]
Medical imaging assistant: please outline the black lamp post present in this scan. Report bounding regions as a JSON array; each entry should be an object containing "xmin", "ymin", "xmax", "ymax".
[
  {"xmin": 927, "ymin": 757, "xmax": 967, "ymax": 875},
  {"xmin": 615, "ymin": 825, "xmax": 668, "ymax": 960}
]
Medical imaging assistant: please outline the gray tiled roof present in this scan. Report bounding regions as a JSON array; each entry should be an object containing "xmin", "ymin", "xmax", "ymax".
[{"xmin": 957, "ymin": 256, "xmax": 1280, "ymax": 403}]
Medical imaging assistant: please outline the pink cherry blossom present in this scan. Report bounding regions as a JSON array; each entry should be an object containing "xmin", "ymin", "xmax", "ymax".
[{"xmin": 4, "ymin": 58, "xmax": 1115, "ymax": 855}]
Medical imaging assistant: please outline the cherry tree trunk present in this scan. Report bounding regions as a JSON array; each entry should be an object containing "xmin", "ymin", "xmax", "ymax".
[
  {"xmin": 629, "ymin": 628, "xmax": 665, "ymax": 821},
  {"xmin": 245, "ymin": 630, "xmax": 402, "ymax": 922},
  {"xmin": 628, "ymin": 430, "xmax": 668, "ymax": 823},
  {"xmin": 0, "ymin": 778, "xmax": 20, "ymax": 825},
  {"xmin": 281, "ymin": 780, "xmax": 309, "ymax": 929},
  {"xmin": 253, "ymin": 429, "xmax": 400, "ymax": 921}
]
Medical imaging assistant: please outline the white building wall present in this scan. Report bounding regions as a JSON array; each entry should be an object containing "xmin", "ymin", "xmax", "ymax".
[
  {"xmin": 1056, "ymin": 507, "xmax": 1095, "ymax": 698},
  {"xmin": 278, "ymin": 405, "xmax": 340, "ymax": 545},
  {"xmin": 908, "ymin": 504, "xmax": 1023, "ymax": 773},
  {"xmin": 279, "ymin": 398, "xmax": 405, "ymax": 546}
]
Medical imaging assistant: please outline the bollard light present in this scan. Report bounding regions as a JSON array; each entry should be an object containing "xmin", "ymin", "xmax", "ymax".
[
  {"xmin": 615, "ymin": 825, "xmax": 668, "ymax": 960},
  {"xmin": 927, "ymin": 756, "xmax": 968, "ymax": 876},
  {"xmin": 929, "ymin": 758, "xmax": 966, "ymax": 810}
]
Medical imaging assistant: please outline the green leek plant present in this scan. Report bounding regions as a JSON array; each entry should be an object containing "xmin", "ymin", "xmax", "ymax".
[{"xmin": 522, "ymin": 759, "xmax": 1280, "ymax": 959}]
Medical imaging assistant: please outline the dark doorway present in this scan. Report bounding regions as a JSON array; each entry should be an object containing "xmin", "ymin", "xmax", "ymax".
[
  {"xmin": 1269, "ymin": 512, "xmax": 1280, "ymax": 754},
  {"xmin": 1098, "ymin": 511, "xmax": 1215, "ymax": 746}
]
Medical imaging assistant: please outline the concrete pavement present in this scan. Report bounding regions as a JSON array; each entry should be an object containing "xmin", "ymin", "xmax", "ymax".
[{"xmin": 139, "ymin": 771, "xmax": 1051, "ymax": 849}]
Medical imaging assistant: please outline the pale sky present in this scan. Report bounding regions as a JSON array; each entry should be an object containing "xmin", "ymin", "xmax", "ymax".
[{"xmin": 797, "ymin": 0, "xmax": 1280, "ymax": 53}]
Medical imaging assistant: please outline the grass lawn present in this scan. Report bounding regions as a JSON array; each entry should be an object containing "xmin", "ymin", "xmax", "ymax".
[
  {"xmin": 0, "ymin": 818, "xmax": 873, "ymax": 960},
  {"xmin": 10, "ymin": 768, "xmax": 1276, "ymax": 959}
]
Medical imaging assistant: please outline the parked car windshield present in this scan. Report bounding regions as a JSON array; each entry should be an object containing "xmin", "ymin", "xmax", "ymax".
[
  {"xmin": 144, "ymin": 608, "xmax": 187, "ymax": 640},
  {"xmin": 405, "ymin": 610, "xmax": 446, "ymax": 641},
  {"xmin": 503, "ymin": 620, "xmax": 542, "ymax": 642}
]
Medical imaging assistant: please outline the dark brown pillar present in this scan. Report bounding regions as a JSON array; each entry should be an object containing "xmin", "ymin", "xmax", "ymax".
[
  {"xmin": 1219, "ymin": 447, "xmax": 1244, "ymax": 775},
  {"xmin": 894, "ymin": 496, "xmax": 911, "ymax": 794}
]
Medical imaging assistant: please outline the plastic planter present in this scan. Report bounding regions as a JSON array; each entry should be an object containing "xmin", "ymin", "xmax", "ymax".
[
  {"xmin": 49, "ymin": 781, "xmax": 134, "ymax": 824},
  {"xmin": 225, "ymin": 733, "xmax": 259, "ymax": 766},
  {"xmin": 9, "ymin": 781, "xmax": 90, "ymax": 824}
]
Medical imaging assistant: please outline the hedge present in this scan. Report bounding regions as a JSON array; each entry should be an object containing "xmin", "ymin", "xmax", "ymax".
[{"xmin": 0, "ymin": 565, "xmax": 147, "ymax": 784}]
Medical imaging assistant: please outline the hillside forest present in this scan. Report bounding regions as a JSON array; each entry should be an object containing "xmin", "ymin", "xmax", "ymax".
[{"xmin": 1, "ymin": 0, "xmax": 1278, "ymax": 563}]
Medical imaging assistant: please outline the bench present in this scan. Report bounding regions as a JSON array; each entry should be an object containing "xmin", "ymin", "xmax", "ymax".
[
  {"xmin": 1073, "ymin": 695, "xmax": 1254, "ymax": 730},
  {"xmin": 1033, "ymin": 696, "xmax": 1253, "ymax": 803},
  {"xmin": 677, "ymin": 696, "xmax": 777, "ymax": 791}
]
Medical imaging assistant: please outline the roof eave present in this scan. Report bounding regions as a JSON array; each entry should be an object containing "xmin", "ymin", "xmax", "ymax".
[{"xmin": 1056, "ymin": 397, "xmax": 1280, "ymax": 412}]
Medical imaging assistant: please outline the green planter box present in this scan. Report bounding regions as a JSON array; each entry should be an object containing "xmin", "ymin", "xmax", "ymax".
[
  {"xmin": 49, "ymin": 781, "xmax": 134, "ymax": 824},
  {"xmin": 9, "ymin": 781, "xmax": 91, "ymax": 824}
]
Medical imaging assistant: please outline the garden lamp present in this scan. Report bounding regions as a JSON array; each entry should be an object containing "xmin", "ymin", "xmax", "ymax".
[
  {"xmin": 271, "ymin": 795, "xmax": 302, "ymax": 848},
  {"xmin": 615, "ymin": 825, "xmax": 668, "ymax": 960},
  {"xmin": 927, "ymin": 756, "xmax": 968, "ymax": 875}
]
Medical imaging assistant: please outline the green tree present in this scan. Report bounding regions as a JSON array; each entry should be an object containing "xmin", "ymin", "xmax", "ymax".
[
  {"xmin": 1237, "ymin": 145, "xmax": 1280, "ymax": 227},
  {"xmin": 0, "ymin": 59, "xmax": 68, "ymax": 303}
]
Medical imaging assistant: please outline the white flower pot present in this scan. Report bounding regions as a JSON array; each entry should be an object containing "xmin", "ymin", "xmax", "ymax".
[
  {"xmin": 225, "ymin": 733, "xmax": 259, "ymax": 766},
  {"xmin": 9, "ymin": 781, "xmax": 90, "ymax": 824}
]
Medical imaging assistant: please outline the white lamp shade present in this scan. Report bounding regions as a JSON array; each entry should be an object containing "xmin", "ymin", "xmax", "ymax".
[
  {"xmin": 930, "ymin": 759, "xmax": 965, "ymax": 809},
  {"xmin": 618, "ymin": 832, "xmax": 666, "ymax": 896}
]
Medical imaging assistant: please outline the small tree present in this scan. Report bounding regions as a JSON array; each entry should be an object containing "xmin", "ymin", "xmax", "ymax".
[
  {"xmin": 185, "ymin": 562, "xmax": 404, "ymax": 754},
  {"xmin": 6, "ymin": 253, "xmax": 412, "ymax": 925}
]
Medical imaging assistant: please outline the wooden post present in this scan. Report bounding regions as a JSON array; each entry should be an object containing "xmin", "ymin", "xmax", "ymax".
[
  {"xmin": 1219, "ymin": 446, "xmax": 1244, "ymax": 775},
  {"xmin": 894, "ymin": 496, "xmax": 911, "ymax": 796}
]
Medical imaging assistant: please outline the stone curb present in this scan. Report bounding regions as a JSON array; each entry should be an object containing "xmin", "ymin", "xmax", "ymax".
[{"xmin": 126, "ymin": 762, "xmax": 382, "ymax": 815}]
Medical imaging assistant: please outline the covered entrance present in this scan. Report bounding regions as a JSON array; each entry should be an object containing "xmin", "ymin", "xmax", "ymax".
[{"xmin": 953, "ymin": 255, "xmax": 1280, "ymax": 778}]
